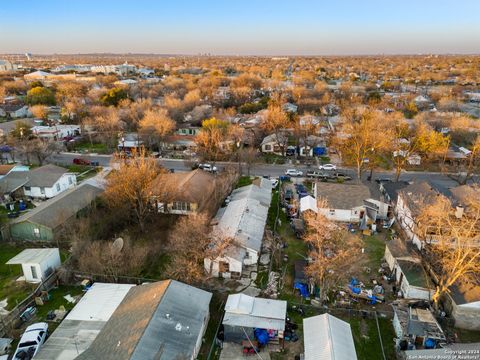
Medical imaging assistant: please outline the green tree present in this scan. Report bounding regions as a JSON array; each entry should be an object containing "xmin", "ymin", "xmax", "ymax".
[
  {"xmin": 26, "ymin": 86, "xmax": 56, "ymax": 105},
  {"xmin": 11, "ymin": 121, "xmax": 33, "ymax": 139},
  {"xmin": 100, "ymin": 88, "xmax": 128, "ymax": 106}
]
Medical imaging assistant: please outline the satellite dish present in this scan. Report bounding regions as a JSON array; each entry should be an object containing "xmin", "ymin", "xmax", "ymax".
[{"xmin": 111, "ymin": 237, "xmax": 124, "ymax": 254}]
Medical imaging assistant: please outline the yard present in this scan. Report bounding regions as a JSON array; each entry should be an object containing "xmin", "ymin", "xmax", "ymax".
[
  {"xmin": 0, "ymin": 244, "xmax": 35, "ymax": 311},
  {"xmin": 73, "ymin": 141, "xmax": 109, "ymax": 154},
  {"xmin": 265, "ymin": 180, "xmax": 397, "ymax": 360}
]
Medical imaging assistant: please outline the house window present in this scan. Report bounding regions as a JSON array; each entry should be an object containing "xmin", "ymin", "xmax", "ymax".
[
  {"xmin": 33, "ymin": 228, "xmax": 40, "ymax": 238},
  {"xmin": 329, "ymin": 209, "xmax": 335, "ymax": 215},
  {"xmin": 40, "ymin": 187, "xmax": 45, "ymax": 195},
  {"xmin": 264, "ymin": 144, "xmax": 272, "ymax": 151},
  {"xmin": 24, "ymin": 186, "xmax": 31, "ymax": 191},
  {"xmin": 172, "ymin": 202, "xmax": 191, "ymax": 212},
  {"xmin": 31, "ymin": 266, "xmax": 38, "ymax": 280},
  {"xmin": 56, "ymin": 183, "xmax": 61, "ymax": 192},
  {"xmin": 68, "ymin": 177, "xmax": 73, "ymax": 185}
]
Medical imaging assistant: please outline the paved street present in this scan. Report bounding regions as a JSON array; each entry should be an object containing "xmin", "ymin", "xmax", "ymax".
[{"xmin": 48, "ymin": 152, "xmax": 474, "ymax": 188}]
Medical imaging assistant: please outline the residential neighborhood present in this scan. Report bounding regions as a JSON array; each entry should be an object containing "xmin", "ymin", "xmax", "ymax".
[{"xmin": 1, "ymin": 2, "xmax": 480, "ymax": 360}]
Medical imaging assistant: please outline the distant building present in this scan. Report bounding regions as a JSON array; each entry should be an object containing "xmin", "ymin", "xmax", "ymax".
[{"xmin": 0, "ymin": 59, "xmax": 19, "ymax": 72}]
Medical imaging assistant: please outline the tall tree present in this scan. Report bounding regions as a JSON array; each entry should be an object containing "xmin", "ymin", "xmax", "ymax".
[
  {"xmin": 195, "ymin": 117, "xmax": 232, "ymax": 161},
  {"xmin": 416, "ymin": 192, "xmax": 480, "ymax": 305},
  {"xmin": 166, "ymin": 213, "xmax": 232, "ymax": 284},
  {"xmin": 104, "ymin": 149, "xmax": 161, "ymax": 232},
  {"xmin": 138, "ymin": 109, "xmax": 176, "ymax": 150},
  {"xmin": 261, "ymin": 97, "xmax": 290, "ymax": 156},
  {"xmin": 336, "ymin": 108, "xmax": 389, "ymax": 180},
  {"xmin": 303, "ymin": 199, "xmax": 361, "ymax": 302}
]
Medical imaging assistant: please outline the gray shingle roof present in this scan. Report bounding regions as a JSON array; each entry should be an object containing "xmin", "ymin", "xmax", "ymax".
[
  {"xmin": 315, "ymin": 182, "xmax": 371, "ymax": 209},
  {"xmin": 77, "ymin": 280, "xmax": 212, "ymax": 360},
  {"xmin": 25, "ymin": 164, "xmax": 69, "ymax": 187},
  {"xmin": 12, "ymin": 183, "xmax": 103, "ymax": 229}
]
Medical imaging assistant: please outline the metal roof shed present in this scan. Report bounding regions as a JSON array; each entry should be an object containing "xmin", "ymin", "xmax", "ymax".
[
  {"xmin": 223, "ymin": 294, "xmax": 287, "ymax": 331},
  {"xmin": 6, "ymin": 248, "xmax": 60, "ymax": 283},
  {"xmin": 303, "ymin": 314, "xmax": 357, "ymax": 360}
]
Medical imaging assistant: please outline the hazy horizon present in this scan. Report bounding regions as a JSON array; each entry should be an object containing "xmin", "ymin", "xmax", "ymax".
[{"xmin": 1, "ymin": 0, "xmax": 479, "ymax": 55}]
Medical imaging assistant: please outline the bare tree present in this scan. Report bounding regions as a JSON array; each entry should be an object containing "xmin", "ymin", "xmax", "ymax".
[
  {"xmin": 104, "ymin": 149, "xmax": 161, "ymax": 232},
  {"xmin": 416, "ymin": 191, "xmax": 480, "ymax": 305},
  {"xmin": 303, "ymin": 199, "xmax": 361, "ymax": 302},
  {"xmin": 165, "ymin": 213, "xmax": 231, "ymax": 284},
  {"xmin": 138, "ymin": 109, "xmax": 176, "ymax": 150}
]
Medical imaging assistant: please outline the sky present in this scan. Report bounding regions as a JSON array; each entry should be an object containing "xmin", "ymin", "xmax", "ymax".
[{"xmin": 1, "ymin": 0, "xmax": 479, "ymax": 55}]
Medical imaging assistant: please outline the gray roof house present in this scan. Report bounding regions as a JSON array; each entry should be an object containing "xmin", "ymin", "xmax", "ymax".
[
  {"xmin": 77, "ymin": 280, "xmax": 212, "ymax": 360},
  {"xmin": 35, "ymin": 282, "xmax": 135, "ymax": 360},
  {"xmin": 8, "ymin": 183, "xmax": 103, "ymax": 241},
  {"xmin": 205, "ymin": 180, "xmax": 272, "ymax": 278},
  {"xmin": 314, "ymin": 182, "xmax": 371, "ymax": 222}
]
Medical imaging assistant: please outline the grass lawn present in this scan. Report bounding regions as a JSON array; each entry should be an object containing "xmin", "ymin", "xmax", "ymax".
[
  {"xmin": 198, "ymin": 293, "xmax": 226, "ymax": 360},
  {"xmin": 0, "ymin": 244, "xmax": 36, "ymax": 310},
  {"xmin": 348, "ymin": 315, "xmax": 396, "ymax": 360},
  {"xmin": 235, "ymin": 176, "xmax": 254, "ymax": 188},
  {"xmin": 36, "ymin": 285, "xmax": 84, "ymax": 321},
  {"xmin": 362, "ymin": 234, "xmax": 387, "ymax": 272},
  {"xmin": 74, "ymin": 142, "xmax": 109, "ymax": 154}
]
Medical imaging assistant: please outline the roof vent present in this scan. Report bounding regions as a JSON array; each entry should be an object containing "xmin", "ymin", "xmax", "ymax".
[
  {"xmin": 175, "ymin": 323, "xmax": 182, "ymax": 332},
  {"xmin": 165, "ymin": 313, "xmax": 170, "ymax": 319}
]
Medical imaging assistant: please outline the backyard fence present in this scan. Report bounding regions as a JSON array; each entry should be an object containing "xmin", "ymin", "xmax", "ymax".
[{"xmin": 0, "ymin": 271, "xmax": 59, "ymax": 337}]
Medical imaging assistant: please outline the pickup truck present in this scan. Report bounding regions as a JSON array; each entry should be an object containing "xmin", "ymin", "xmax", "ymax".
[
  {"xmin": 306, "ymin": 170, "xmax": 330, "ymax": 180},
  {"xmin": 12, "ymin": 322, "xmax": 48, "ymax": 360}
]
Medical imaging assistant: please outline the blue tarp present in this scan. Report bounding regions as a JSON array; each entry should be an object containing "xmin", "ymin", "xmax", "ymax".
[
  {"xmin": 313, "ymin": 147, "xmax": 327, "ymax": 156},
  {"xmin": 294, "ymin": 282, "xmax": 309, "ymax": 298},
  {"xmin": 254, "ymin": 328, "xmax": 269, "ymax": 345}
]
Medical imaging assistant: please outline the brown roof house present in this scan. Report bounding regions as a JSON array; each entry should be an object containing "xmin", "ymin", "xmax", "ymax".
[{"xmin": 150, "ymin": 169, "xmax": 220, "ymax": 216}]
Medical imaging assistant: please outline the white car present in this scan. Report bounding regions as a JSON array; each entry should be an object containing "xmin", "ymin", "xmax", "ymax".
[
  {"xmin": 198, "ymin": 163, "xmax": 218, "ymax": 173},
  {"xmin": 13, "ymin": 322, "xmax": 48, "ymax": 360},
  {"xmin": 270, "ymin": 178, "xmax": 279, "ymax": 188},
  {"xmin": 319, "ymin": 163, "xmax": 337, "ymax": 171},
  {"xmin": 285, "ymin": 169, "xmax": 303, "ymax": 177}
]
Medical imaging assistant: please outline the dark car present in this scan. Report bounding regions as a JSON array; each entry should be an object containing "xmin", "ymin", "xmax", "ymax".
[
  {"xmin": 73, "ymin": 158, "xmax": 90, "ymax": 165},
  {"xmin": 306, "ymin": 170, "xmax": 329, "ymax": 180},
  {"xmin": 375, "ymin": 178, "xmax": 392, "ymax": 184},
  {"xmin": 284, "ymin": 189, "xmax": 294, "ymax": 201}
]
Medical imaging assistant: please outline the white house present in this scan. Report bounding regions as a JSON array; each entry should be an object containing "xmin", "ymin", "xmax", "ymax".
[
  {"xmin": 395, "ymin": 259, "xmax": 435, "ymax": 300},
  {"xmin": 205, "ymin": 179, "xmax": 271, "ymax": 278},
  {"xmin": 31, "ymin": 125, "xmax": 80, "ymax": 140},
  {"xmin": 0, "ymin": 104, "xmax": 30, "ymax": 119},
  {"xmin": 6, "ymin": 248, "xmax": 61, "ymax": 283},
  {"xmin": 300, "ymin": 195, "xmax": 318, "ymax": 214},
  {"xmin": 260, "ymin": 133, "xmax": 288, "ymax": 155},
  {"xmin": 23, "ymin": 164, "xmax": 76, "ymax": 199},
  {"xmin": 303, "ymin": 314, "xmax": 357, "ymax": 360},
  {"xmin": 314, "ymin": 182, "xmax": 371, "ymax": 222},
  {"xmin": 443, "ymin": 280, "xmax": 480, "ymax": 330}
]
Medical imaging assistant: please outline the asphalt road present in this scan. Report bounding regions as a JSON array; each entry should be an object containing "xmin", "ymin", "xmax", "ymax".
[{"xmin": 50, "ymin": 152, "xmax": 465, "ymax": 186}]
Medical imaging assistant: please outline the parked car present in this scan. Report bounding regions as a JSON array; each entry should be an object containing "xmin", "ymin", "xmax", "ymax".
[
  {"xmin": 270, "ymin": 178, "xmax": 279, "ymax": 188},
  {"xmin": 284, "ymin": 189, "xmax": 294, "ymax": 201},
  {"xmin": 375, "ymin": 178, "xmax": 392, "ymax": 184},
  {"xmin": 306, "ymin": 170, "xmax": 329, "ymax": 179},
  {"xmin": 334, "ymin": 172, "xmax": 353, "ymax": 181},
  {"xmin": 285, "ymin": 169, "xmax": 303, "ymax": 177},
  {"xmin": 73, "ymin": 158, "xmax": 90, "ymax": 165},
  {"xmin": 13, "ymin": 322, "xmax": 48, "ymax": 360},
  {"xmin": 198, "ymin": 163, "xmax": 218, "ymax": 173},
  {"xmin": 318, "ymin": 163, "xmax": 337, "ymax": 171}
]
